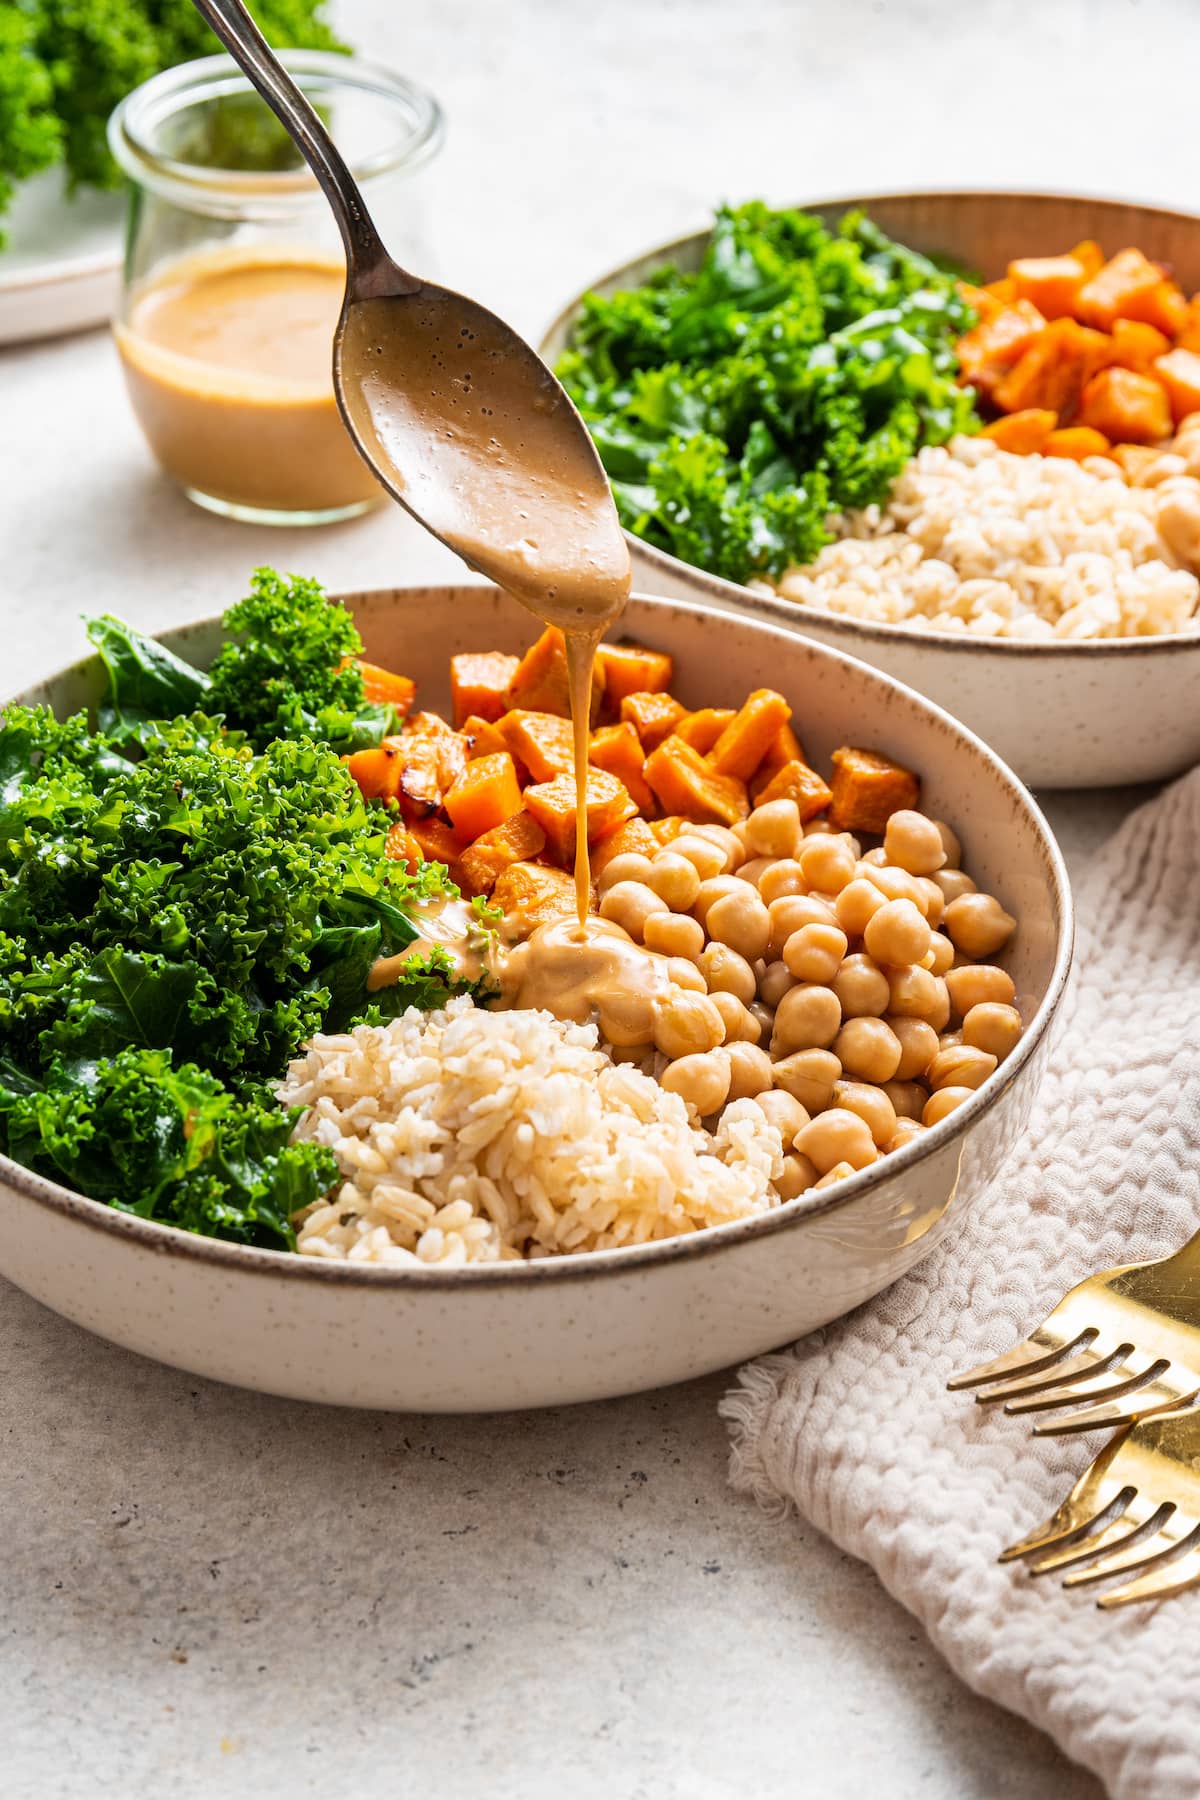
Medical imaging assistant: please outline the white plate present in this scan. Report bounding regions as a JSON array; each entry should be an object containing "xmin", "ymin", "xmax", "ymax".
[{"xmin": 0, "ymin": 170, "xmax": 123, "ymax": 345}]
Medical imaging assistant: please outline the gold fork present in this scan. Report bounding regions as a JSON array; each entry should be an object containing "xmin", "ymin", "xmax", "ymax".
[
  {"xmin": 948, "ymin": 1227, "xmax": 1200, "ymax": 1434},
  {"xmin": 1001, "ymin": 1406, "xmax": 1200, "ymax": 1607}
]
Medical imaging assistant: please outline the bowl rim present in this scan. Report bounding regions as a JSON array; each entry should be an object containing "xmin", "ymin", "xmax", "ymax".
[
  {"xmin": 539, "ymin": 185, "xmax": 1200, "ymax": 658},
  {"xmin": 0, "ymin": 582, "xmax": 1074, "ymax": 1289}
]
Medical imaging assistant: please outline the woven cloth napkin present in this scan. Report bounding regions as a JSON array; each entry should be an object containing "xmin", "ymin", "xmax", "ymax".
[{"xmin": 721, "ymin": 767, "xmax": 1200, "ymax": 1800}]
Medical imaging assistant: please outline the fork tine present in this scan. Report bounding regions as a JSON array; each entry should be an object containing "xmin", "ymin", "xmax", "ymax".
[
  {"xmin": 975, "ymin": 1344, "xmax": 1119, "ymax": 1405},
  {"xmin": 1099, "ymin": 1541, "xmax": 1200, "ymax": 1608},
  {"xmin": 1027, "ymin": 1497, "xmax": 1164, "ymax": 1575},
  {"xmin": 1003, "ymin": 1361, "xmax": 1160, "ymax": 1420},
  {"xmin": 1062, "ymin": 1516, "xmax": 1199, "ymax": 1589},
  {"xmin": 948, "ymin": 1331, "xmax": 1088, "ymax": 1393},
  {"xmin": 1033, "ymin": 1377, "xmax": 1198, "ymax": 1437},
  {"xmin": 1000, "ymin": 1482, "xmax": 1127, "ymax": 1563}
]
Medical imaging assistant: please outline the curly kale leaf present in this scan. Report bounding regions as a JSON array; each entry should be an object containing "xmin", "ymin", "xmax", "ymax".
[{"xmin": 0, "ymin": 6, "xmax": 60, "ymax": 239}]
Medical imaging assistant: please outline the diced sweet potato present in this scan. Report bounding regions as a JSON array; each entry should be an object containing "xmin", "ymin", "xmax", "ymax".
[
  {"xmin": 644, "ymin": 735, "xmax": 750, "ymax": 826},
  {"xmin": 1043, "ymin": 426, "xmax": 1114, "ymax": 463},
  {"xmin": 1153, "ymin": 348, "xmax": 1200, "ymax": 425},
  {"xmin": 396, "ymin": 713, "xmax": 467, "ymax": 820},
  {"xmin": 384, "ymin": 819, "xmax": 422, "ymax": 871},
  {"xmin": 406, "ymin": 818, "xmax": 467, "ymax": 882},
  {"xmin": 1110, "ymin": 319, "xmax": 1172, "ymax": 374},
  {"xmin": 588, "ymin": 722, "xmax": 655, "ymax": 814},
  {"xmin": 504, "ymin": 628, "xmax": 605, "ymax": 721},
  {"xmin": 522, "ymin": 769, "xmax": 638, "ymax": 863},
  {"xmin": 1079, "ymin": 367, "xmax": 1171, "ymax": 445},
  {"xmin": 674, "ymin": 707, "xmax": 736, "ymax": 754},
  {"xmin": 957, "ymin": 301, "xmax": 1046, "ymax": 398},
  {"xmin": 828, "ymin": 747, "xmax": 920, "ymax": 834},
  {"xmin": 1008, "ymin": 254, "xmax": 1088, "ymax": 320},
  {"xmin": 459, "ymin": 714, "xmax": 508, "ymax": 759},
  {"xmin": 754, "ymin": 759, "xmax": 834, "ymax": 823},
  {"xmin": 458, "ymin": 810, "xmax": 548, "ymax": 897},
  {"xmin": 1067, "ymin": 240, "xmax": 1105, "ymax": 280},
  {"xmin": 595, "ymin": 641, "xmax": 674, "ymax": 710},
  {"xmin": 649, "ymin": 815, "xmax": 691, "ymax": 846},
  {"xmin": 621, "ymin": 691, "xmax": 688, "ymax": 752},
  {"xmin": 1175, "ymin": 296, "xmax": 1200, "ymax": 354},
  {"xmin": 993, "ymin": 318, "xmax": 1114, "ymax": 418},
  {"xmin": 497, "ymin": 709, "xmax": 575, "ymax": 781},
  {"xmin": 707, "ymin": 689, "xmax": 793, "ymax": 781},
  {"xmin": 344, "ymin": 739, "xmax": 405, "ymax": 803},
  {"xmin": 590, "ymin": 816, "xmax": 659, "ymax": 877},
  {"xmin": 958, "ymin": 281, "xmax": 1003, "ymax": 322},
  {"xmin": 450, "ymin": 651, "xmax": 519, "ymax": 727},
  {"xmin": 751, "ymin": 721, "xmax": 809, "ymax": 796},
  {"xmin": 980, "ymin": 408, "xmax": 1058, "ymax": 454},
  {"xmin": 1078, "ymin": 248, "xmax": 1186, "ymax": 335},
  {"xmin": 352, "ymin": 660, "xmax": 416, "ymax": 715},
  {"xmin": 490, "ymin": 861, "xmax": 583, "ymax": 928},
  {"xmin": 443, "ymin": 751, "xmax": 524, "ymax": 843},
  {"xmin": 982, "ymin": 277, "xmax": 1017, "ymax": 304}
]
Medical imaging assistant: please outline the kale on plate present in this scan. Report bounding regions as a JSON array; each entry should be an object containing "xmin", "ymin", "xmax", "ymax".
[{"xmin": 555, "ymin": 202, "xmax": 978, "ymax": 584}]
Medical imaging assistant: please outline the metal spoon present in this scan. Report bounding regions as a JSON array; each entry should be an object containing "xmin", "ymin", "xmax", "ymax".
[{"xmin": 190, "ymin": 0, "xmax": 630, "ymax": 634}]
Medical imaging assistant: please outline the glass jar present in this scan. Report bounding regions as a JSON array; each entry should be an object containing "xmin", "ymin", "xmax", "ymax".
[{"xmin": 108, "ymin": 52, "xmax": 443, "ymax": 525}]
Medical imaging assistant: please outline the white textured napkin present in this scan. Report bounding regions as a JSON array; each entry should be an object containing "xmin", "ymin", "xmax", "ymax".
[{"xmin": 722, "ymin": 767, "xmax": 1200, "ymax": 1800}]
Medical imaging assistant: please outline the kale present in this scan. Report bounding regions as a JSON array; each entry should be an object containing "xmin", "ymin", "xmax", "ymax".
[{"xmin": 556, "ymin": 202, "xmax": 978, "ymax": 584}]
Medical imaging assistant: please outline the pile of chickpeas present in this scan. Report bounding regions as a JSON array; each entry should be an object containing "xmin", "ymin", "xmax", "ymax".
[{"xmin": 594, "ymin": 795, "xmax": 1020, "ymax": 1200}]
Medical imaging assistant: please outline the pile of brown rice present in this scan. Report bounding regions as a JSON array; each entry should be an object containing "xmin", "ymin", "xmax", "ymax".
[
  {"xmin": 281, "ymin": 997, "xmax": 785, "ymax": 1266},
  {"xmin": 773, "ymin": 435, "xmax": 1200, "ymax": 639}
]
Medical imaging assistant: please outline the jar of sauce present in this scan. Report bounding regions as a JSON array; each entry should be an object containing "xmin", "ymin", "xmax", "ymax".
[{"xmin": 107, "ymin": 51, "xmax": 443, "ymax": 525}]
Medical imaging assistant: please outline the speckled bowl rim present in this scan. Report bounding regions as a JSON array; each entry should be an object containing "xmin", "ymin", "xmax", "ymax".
[
  {"xmin": 540, "ymin": 185, "xmax": 1200, "ymax": 658},
  {"xmin": 0, "ymin": 585, "xmax": 1074, "ymax": 1289}
]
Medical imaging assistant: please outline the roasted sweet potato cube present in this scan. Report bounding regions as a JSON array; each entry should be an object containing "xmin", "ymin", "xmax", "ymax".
[
  {"xmin": 396, "ymin": 713, "xmax": 467, "ymax": 820},
  {"xmin": 490, "ymin": 861, "xmax": 582, "ymax": 928},
  {"xmin": 406, "ymin": 818, "xmax": 467, "ymax": 882},
  {"xmin": 1078, "ymin": 367, "xmax": 1170, "ymax": 445},
  {"xmin": 649, "ymin": 815, "xmax": 691, "ymax": 846},
  {"xmin": 982, "ymin": 277, "xmax": 1017, "ymax": 304},
  {"xmin": 1175, "ymin": 297, "xmax": 1200, "ymax": 354},
  {"xmin": 1067, "ymin": 240, "xmax": 1105, "ymax": 281},
  {"xmin": 352, "ymin": 660, "xmax": 417, "ymax": 715},
  {"xmin": 504, "ymin": 628, "xmax": 605, "ymax": 721},
  {"xmin": 754, "ymin": 759, "xmax": 834, "ymax": 823},
  {"xmin": 450, "ymin": 651, "xmax": 520, "ymax": 727},
  {"xmin": 458, "ymin": 810, "xmax": 548, "ymax": 897},
  {"xmin": 674, "ymin": 707, "xmax": 736, "ymax": 754},
  {"xmin": 384, "ymin": 819, "xmax": 422, "ymax": 871},
  {"xmin": 590, "ymin": 816, "xmax": 659, "ymax": 877},
  {"xmin": 588, "ymin": 722, "xmax": 655, "ymax": 815},
  {"xmin": 1153, "ymin": 348, "xmax": 1200, "ymax": 425},
  {"xmin": 1110, "ymin": 319, "xmax": 1172, "ymax": 374},
  {"xmin": 344, "ymin": 739, "xmax": 406, "ymax": 803},
  {"xmin": 523, "ymin": 768, "xmax": 638, "ymax": 863},
  {"xmin": 620, "ymin": 691, "xmax": 688, "ymax": 752},
  {"xmin": 956, "ymin": 301, "xmax": 1046, "ymax": 398},
  {"xmin": 1078, "ymin": 249, "xmax": 1186, "ymax": 335},
  {"xmin": 1008, "ymin": 254, "xmax": 1089, "ymax": 320},
  {"xmin": 644, "ymin": 735, "xmax": 749, "ymax": 826},
  {"xmin": 979, "ymin": 408, "xmax": 1058, "ymax": 454},
  {"xmin": 443, "ymin": 752, "xmax": 524, "ymax": 843},
  {"xmin": 1043, "ymin": 426, "xmax": 1114, "ymax": 463},
  {"xmin": 707, "ymin": 689, "xmax": 793, "ymax": 781},
  {"xmin": 460, "ymin": 714, "xmax": 508, "ymax": 759},
  {"xmin": 993, "ymin": 319, "xmax": 1114, "ymax": 420},
  {"xmin": 957, "ymin": 281, "xmax": 1003, "ymax": 322},
  {"xmin": 828, "ymin": 747, "xmax": 920, "ymax": 834},
  {"xmin": 595, "ymin": 641, "xmax": 674, "ymax": 710},
  {"xmin": 497, "ymin": 709, "xmax": 575, "ymax": 781},
  {"xmin": 750, "ymin": 721, "xmax": 809, "ymax": 796}
]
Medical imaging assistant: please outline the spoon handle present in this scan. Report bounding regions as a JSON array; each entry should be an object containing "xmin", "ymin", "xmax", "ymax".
[{"xmin": 190, "ymin": 0, "xmax": 416, "ymax": 293}]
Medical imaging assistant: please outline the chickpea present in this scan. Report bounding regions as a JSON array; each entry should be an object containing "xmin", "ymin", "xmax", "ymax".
[
  {"xmin": 925, "ymin": 978, "xmax": 952, "ymax": 1034},
  {"xmin": 835, "ymin": 877, "xmax": 888, "ymax": 939},
  {"xmin": 759, "ymin": 959, "xmax": 795, "ymax": 1009},
  {"xmin": 598, "ymin": 851, "xmax": 656, "ymax": 892},
  {"xmin": 833, "ymin": 1016, "xmax": 902, "ymax": 1083},
  {"xmin": 737, "ymin": 856, "xmax": 776, "ymax": 888},
  {"xmin": 886, "ymin": 1016, "xmax": 938, "ymax": 1082},
  {"xmin": 772, "ymin": 983, "xmax": 842, "ymax": 1055},
  {"xmin": 599, "ymin": 879, "xmax": 669, "ymax": 942},
  {"xmin": 924, "ymin": 931, "xmax": 955, "ymax": 977},
  {"xmin": 859, "ymin": 846, "xmax": 888, "ymax": 867},
  {"xmin": 838, "ymin": 832, "xmax": 863, "ymax": 860},
  {"xmin": 692, "ymin": 824, "xmax": 744, "ymax": 871},
  {"xmin": 963, "ymin": 1001, "xmax": 1023, "ymax": 1060},
  {"xmin": 945, "ymin": 964, "xmax": 1016, "ymax": 1016},
  {"xmin": 645, "ymin": 851, "xmax": 701, "ymax": 912},
  {"xmin": 927, "ymin": 1045, "xmax": 998, "ymax": 1092},
  {"xmin": 745, "ymin": 798, "xmax": 802, "ymax": 859},
  {"xmin": 922, "ymin": 1086, "xmax": 974, "ymax": 1128},
  {"xmin": 938, "ymin": 1030, "xmax": 963, "ymax": 1052},
  {"xmin": 667, "ymin": 957, "xmax": 707, "ymax": 993},
  {"xmin": 860, "ymin": 862, "xmax": 925, "ymax": 907},
  {"xmin": 934, "ymin": 868, "xmax": 976, "ymax": 905},
  {"xmin": 932, "ymin": 819, "xmax": 961, "ymax": 868},
  {"xmin": 796, "ymin": 1109, "xmax": 877, "ymax": 1175},
  {"xmin": 752, "ymin": 1088, "xmax": 811, "ymax": 1145},
  {"xmin": 883, "ymin": 809, "xmax": 947, "ymax": 877},
  {"xmin": 886, "ymin": 1119, "xmax": 926, "ymax": 1153},
  {"xmin": 834, "ymin": 1080, "xmax": 897, "ymax": 1148},
  {"xmin": 597, "ymin": 991, "xmax": 658, "ymax": 1047},
  {"xmin": 661, "ymin": 1049, "xmax": 731, "ymax": 1118},
  {"xmin": 670, "ymin": 835, "xmax": 727, "ymax": 882},
  {"xmin": 881, "ymin": 1079, "xmax": 927, "ymax": 1121},
  {"xmin": 771, "ymin": 1048, "xmax": 841, "ymax": 1113},
  {"xmin": 693, "ymin": 874, "xmax": 746, "ymax": 929},
  {"xmin": 749, "ymin": 1000, "xmax": 775, "ymax": 1042},
  {"xmin": 783, "ymin": 922, "xmax": 848, "ymax": 984},
  {"xmin": 800, "ymin": 836, "xmax": 857, "ymax": 894},
  {"xmin": 864, "ymin": 898, "xmax": 932, "ymax": 968},
  {"xmin": 642, "ymin": 911, "xmax": 705, "ymax": 962},
  {"xmin": 726, "ymin": 1041, "xmax": 775, "ymax": 1100},
  {"xmin": 775, "ymin": 1153, "xmax": 819, "ymax": 1200},
  {"xmin": 887, "ymin": 964, "xmax": 941, "ymax": 1018},
  {"xmin": 653, "ymin": 989, "xmax": 726, "ymax": 1060},
  {"xmin": 944, "ymin": 893, "xmax": 1017, "ymax": 958},
  {"xmin": 768, "ymin": 894, "xmax": 837, "ymax": 957},
  {"xmin": 832, "ymin": 953, "xmax": 891, "ymax": 1019},
  {"xmin": 706, "ymin": 888, "xmax": 771, "ymax": 962},
  {"xmin": 698, "ymin": 941, "xmax": 758, "ymax": 1005},
  {"xmin": 710, "ymin": 990, "xmax": 762, "ymax": 1043},
  {"xmin": 813, "ymin": 1160, "xmax": 859, "ymax": 1190},
  {"xmin": 758, "ymin": 859, "xmax": 807, "ymax": 905},
  {"xmin": 804, "ymin": 817, "xmax": 837, "ymax": 836},
  {"xmin": 731, "ymin": 819, "xmax": 753, "ymax": 846},
  {"xmin": 914, "ymin": 878, "xmax": 945, "ymax": 929}
]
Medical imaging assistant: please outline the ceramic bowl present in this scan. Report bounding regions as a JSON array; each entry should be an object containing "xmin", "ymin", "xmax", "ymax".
[
  {"xmin": 541, "ymin": 190, "xmax": 1200, "ymax": 789},
  {"xmin": 0, "ymin": 585, "xmax": 1072, "ymax": 1411}
]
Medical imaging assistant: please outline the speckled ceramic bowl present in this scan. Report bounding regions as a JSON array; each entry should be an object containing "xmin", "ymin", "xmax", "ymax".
[
  {"xmin": 540, "ymin": 191, "xmax": 1200, "ymax": 789},
  {"xmin": 0, "ymin": 585, "xmax": 1072, "ymax": 1411}
]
